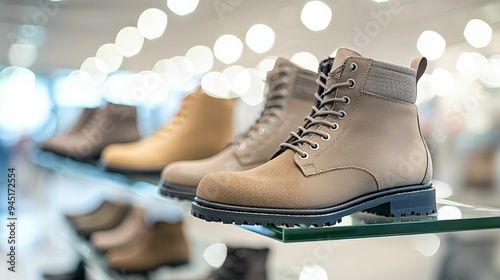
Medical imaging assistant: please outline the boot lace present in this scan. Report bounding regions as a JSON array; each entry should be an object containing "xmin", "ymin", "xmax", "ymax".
[
  {"xmin": 279, "ymin": 66, "xmax": 354, "ymax": 159},
  {"xmin": 232, "ymin": 67, "xmax": 292, "ymax": 150}
]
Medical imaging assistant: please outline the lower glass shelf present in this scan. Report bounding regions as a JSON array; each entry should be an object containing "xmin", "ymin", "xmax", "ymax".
[
  {"xmin": 241, "ymin": 198, "xmax": 500, "ymax": 242},
  {"xmin": 32, "ymin": 149, "xmax": 500, "ymax": 243}
]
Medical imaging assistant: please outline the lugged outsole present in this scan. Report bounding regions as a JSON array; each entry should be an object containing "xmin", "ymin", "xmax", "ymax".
[{"xmin": 191, "ymin": 184, "xmax": 437, "ymax": 228}]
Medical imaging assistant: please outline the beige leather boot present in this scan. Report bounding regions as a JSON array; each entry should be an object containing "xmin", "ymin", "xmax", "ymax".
[
  {"xmin": 159, "ymin": 58, "xmax": 317, "ymax": 200},
  {"xmin": 41, "ymin": 104, "xmax": 140, "ymax": 160},
  {"xmin": 192, "ymin": 48, "xmax": 435, "ymax": 227},
  {"xmin": 106, "ymin": 221, "xmax": 189, "ymax": 273},
  {"xmin": 100, "ymin": 88, "xmax": 234, "ymax": 173}
]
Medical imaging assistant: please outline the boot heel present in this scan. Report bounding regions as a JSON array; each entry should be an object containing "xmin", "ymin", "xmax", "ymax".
[{"xmin": 363, "ymin": 187, "xmax": 437, "ymax": 217}]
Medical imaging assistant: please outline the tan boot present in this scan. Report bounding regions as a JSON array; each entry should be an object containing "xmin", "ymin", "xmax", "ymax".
[
  {"xmin": 192, "ymin": 48, "xmax": 435, "ymax": 227},
  {"xmin": 41, "ymin": 104, "xmax": 140, "ymax": 160},
  {"xmin": 90, "ymin": 206, "xmax": 148, "ymax": 252},
  {"xmin": 106, "ymin": 221, "xmax": 189, "ymax": 273},
  {"xmin": 159, "ymin": 58, "xmax": 317, "ymax": 200},
  {"xmin": 100, "ymin": 88, "xmax": 234, "ymax": 173}
]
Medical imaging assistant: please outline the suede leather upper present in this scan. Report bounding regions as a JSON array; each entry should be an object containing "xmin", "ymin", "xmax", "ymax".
[{"xmin": 196, "ymin": 48, "xmax": 433, "ymax": 210}]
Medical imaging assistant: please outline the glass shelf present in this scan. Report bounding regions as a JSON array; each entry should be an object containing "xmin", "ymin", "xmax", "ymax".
[
  {"xmin": 241, "ymin": 198, "xmax": 500, "ymax": 243},
  {"xmin": 32, "ymin": 149, "xmax": 500, "ymax": 243}
]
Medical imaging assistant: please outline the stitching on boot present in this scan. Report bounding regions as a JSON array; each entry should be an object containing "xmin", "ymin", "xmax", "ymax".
[{"xmin": 359, "ymin": 91, "xmax": 415, "ymax": 107}]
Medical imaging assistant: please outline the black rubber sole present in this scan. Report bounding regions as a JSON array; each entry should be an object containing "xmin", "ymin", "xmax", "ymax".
[
  {"xmin": 191, "ymin": 184, "xmax": 437, "ymax": 227},
  {"xmin": 158, "ymin": 180, "xmax": 197, "ymax": 201}
]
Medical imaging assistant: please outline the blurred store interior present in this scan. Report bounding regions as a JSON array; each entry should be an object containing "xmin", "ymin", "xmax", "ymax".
[{"xmin": 1, "ymin": 0, "xmax": 500, "ymax": 279}]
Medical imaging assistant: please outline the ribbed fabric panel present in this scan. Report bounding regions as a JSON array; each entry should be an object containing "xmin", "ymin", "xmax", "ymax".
[
  {"xmin": 364, "ymin": 61, "xmax": 417, "ymax": 103},
  {"xmin": 294, "ymin": 70, "xmax": 318, "ymax": 100}
]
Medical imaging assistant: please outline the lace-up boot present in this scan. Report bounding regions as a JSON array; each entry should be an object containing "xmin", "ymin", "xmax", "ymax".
[
  {"xmin": 192, "ymin": 48, "xmax": 436, "ymax": 227},
  {"xmin": 159, "ymin": 58, "xmax": 317, "ymax": 200},
  {"xmin": 100, "ymin": 88, "xmax": 234, "ymax": 173},
  {"xmin": 41, "ymin": 104, "xmax": 140, "ymax": 160}
]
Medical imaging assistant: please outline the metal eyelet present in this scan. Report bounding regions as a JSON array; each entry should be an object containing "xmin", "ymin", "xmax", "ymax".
[
  {"xmin": 259, "ymin": 127, "xmax": 266, "ymax": 134},
  {"xmin": 347, "ymin": 78, "xmax": 356, "ymax": 88},
  {"xmin": 350, "ymin": 62, "xmax": 358, "ymax": 72},
  {"xmin": 321, "ymin": 133, "xmax": 331, "ymax": 141},
  {"xmin": 330, "ymin": 123, "xmax": 339, "ymax": 131},
  {"xmin": 338, "ymin": 110, "xmax": 346, "ymax": 120},
  {"xmin": 300, "ymin": 152, "xmax": 309, "ymax": 159},
  {"xmin": 342, "ymin": 96, "xmax": 350, "ymax": 105},
  {"xmin": 310, "ymin": 142, "xmax": 319, "ymax": 150},
  {"xmin": 238, "ymin": 143, "xmax": 247, "ymax": 150},
  {"xmin": 282, "ymin": 67, "xmax": 292, "ymax": 74}
]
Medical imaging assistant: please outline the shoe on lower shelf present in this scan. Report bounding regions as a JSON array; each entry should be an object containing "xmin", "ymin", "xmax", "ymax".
[{"xmin": 106, "ymin": 221, "xmax": 189, "ymax": 274}]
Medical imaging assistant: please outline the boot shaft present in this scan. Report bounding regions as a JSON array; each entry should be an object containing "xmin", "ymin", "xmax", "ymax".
[
  {"xmin": 290, "ymin": 48, "xmax": 432, "ymax": 188},
  {"xmin": 234, "ymin": 58, "xmax": 317, "ymax": 165}
]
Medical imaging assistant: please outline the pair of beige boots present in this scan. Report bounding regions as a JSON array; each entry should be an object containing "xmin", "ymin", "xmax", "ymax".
[{"xmin": 162, "ymin": 48, "xmax": 436, "ymax": 227}]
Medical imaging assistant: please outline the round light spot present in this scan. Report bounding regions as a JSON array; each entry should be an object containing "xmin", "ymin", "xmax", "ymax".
[
  {"xmin": 412, "ymin": 234, "xmax": 441, "ymax": 257},
  {"xmin": 201, "ymin": 71, "xmax": 230, "ymax": 98},
  {"xmin": 240, "ymin": 68, "xmax": 266, "ymax": 106},
  {"xmin": 203, "ymin": 243, "xmax": 227, "ymax": 268},
  {"xmin": 137, "ymin": 8, "xmax": 168, "ymax": 40},
  {"xmin": 456, "ymin": 52, "xmax": 487, "ymax": 81},
  {"xmin": 245, "ymin": 24, "xmax": 275, "ymax": 53},
  {"xmin": 167, "ymin": 0, "xmax": 199, "ymax": 16},
  {"xmin": 256, "ymin": 56, "xmax": 278, "ymax": 74},
  {"xmin": 299, "ymin": 265, "xmax": 328, "ymax": 280},
  {"xmin": 223, "ymin": 65, "xmax": 250, "ymax": 96},
  {"xmin": 417, "ymin": 31, "xmax": 446, "ymax": 61},
  {"xmin": 0, "ymin": 66, "xmax": 36, "ymax": 94},
  {"xmin": 438, "ymin": 206, "xmax": 462, "ymax": 220},
  {"xmin": 80, "ymin": 57, "xmax": 108, "ymax": 87},
  {"xmin": 185, "ymin": 45, "xmax": 214, "ymax": 74},
  {"xmin": 8, "ymin": 44, "xmax": 37, "ymax": 68},
  {"xmin": 171, "ymin": 56, "xmax": 194, "ymax": 86},
  {"xmin": 464, "ymin": 19, "xmax": 492, "ymax": 48},
  {"xmin": 291, "ymin": 52, "xmax": 318, "ymax": 72},
  {"xmin": 115, "ymin": 27, "xmax": 144, "ymax": 57},
  {"xmin": 96, "ymin": 44, "xmax": 123, "ymax": 73},
  {"xmin": 301, "ymin": 1, "xmax": 332, "ymax": 31},
  {"xmin": 480, "ymin": 55, "xmax": 500, "ymax": 88},
  {"xmin": 55, "ymin": 70, "xmax": 103, "ymax": 107},
  {"xmin": 214, "ymin": 34, "xmax": 243, "ymax": 64},
  {"xmin": 431, "ymin": 68, "xmax": 454, "ymax": 97}
]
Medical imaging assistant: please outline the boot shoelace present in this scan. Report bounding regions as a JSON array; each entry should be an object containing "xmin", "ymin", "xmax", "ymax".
[
  {"xmin": 233, "ymin": 67, "xmax": 292, "ymax": 150},
  {"xmin": 153, "ymin": 93, "xmax": 195, "ymax": 140},
  {"xmin": 279, "ymin": 65, "xmax": 356, "ymax": 159}
]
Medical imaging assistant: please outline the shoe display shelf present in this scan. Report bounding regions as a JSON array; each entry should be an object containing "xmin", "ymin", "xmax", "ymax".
[
  {"xmin": 32, "ymin": 148, "xmax": 500, "ymax": 244},
  {"xmin": 31, "ymin": 149, "xmax": 208, "ymax": 279}
]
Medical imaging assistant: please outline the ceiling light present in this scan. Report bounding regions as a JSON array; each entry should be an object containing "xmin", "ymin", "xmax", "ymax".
[
  {"xmin": 256, "ymin": 56, "xmax": 277, "ymax": 74},
  {"xmin": 464, "ymin": 19, "xmax": 492, "ymax": 48},
  {"xmin": 417, "ymin": 31, "xmax": 446, "ymax": 60},
  {"xmin": 431, "ymin": 68, "xmax": 454, "ymax": 97},
  {"xmin": 185, "ymin": 45, "xmax": 214, "ymax": 74},
  {"xmin": 456, "ymin": 52, "xmax": 487, "ymax": 81},
  {"xmin": 137, "ymin": 8, "xmax": 168, "ymax": 40},
  {"xmin": 240, "ymin": 68, "xmax": 266, "ymax": 106},
  {"xmin": 299, "ymin": 264, "xmax": 328, "ymax": 280},
  {"xmin": 167, "ymin": 0, "xmax": 199, "ymax": 16},
  {"xmin": 291, "ymin": 52, "xmax": 319, "ymax": 72},
  {"xmin": 96, "ymin": 44, "xmax": 123, "ymax": 73},
  {"xmin": 245, "ymin": 24, "xmax": 275, "ymax": 53},
  {"xmin": 301, "ymin": 1, "xmax": 332, "ymax": 31},
  {"xmin": 223, "ymin": 65, "xmax": 250, "ymax": 96},
  {"xmin": 80, "ymin": 57, "xmax": 108, "ymax": 87},
  {"xmin": 214, "ymin": 34, "xmax": 243, "ymax": 64},
  {"xmin": 201, "ymin": 71, "xmax": 230, "ymax": 98},
  {"xmin": 8, "ymin": 44, "xmax": 37, "ymax": 68},
  {"xmin": 115, "ymin": 27, "xmax": 144, "ymax": 57}
]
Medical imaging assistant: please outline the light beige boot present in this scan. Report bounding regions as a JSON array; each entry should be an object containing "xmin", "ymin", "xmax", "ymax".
[
  {"xmin": 41, "ymin": 104, "xmax": 140, "ymax": 160},
  {"xmin": 159, "ymin": 58, "xmax": 317, "ymax": 200},
  {"xmin": 100, "ymin": 88, "xmax": 234, "ymax": 172},
  {"xmin": 192, "ymin": 48, "xmax": 435, "ymax": 227}
]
